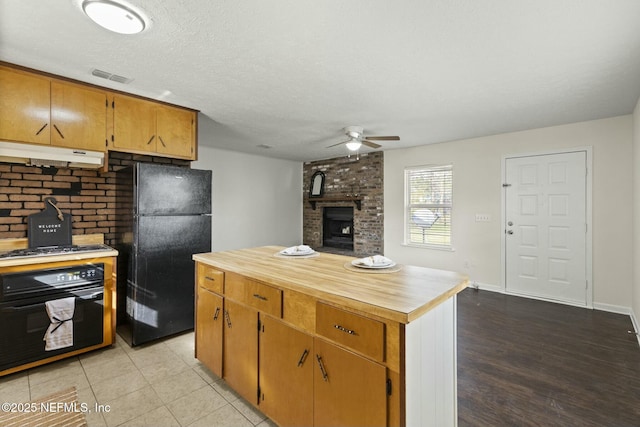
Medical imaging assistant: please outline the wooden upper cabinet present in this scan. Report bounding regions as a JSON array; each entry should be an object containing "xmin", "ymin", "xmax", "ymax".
[
  {"xmin": 0, "ymin": 67, "xmax": 51, "ymax": 145},
  {"xmin": 111, "ymin": 94, "xmax": 196, "ymax": 160},
  {"xmin": 0, "ymin": 64, "xmax": 195, "ymax": 161},
  {"xmin": 51, "ymin": 81, "xmax": 107, "ymax": 151},
  {"xmin": 156, "ymin": 104, "xmax": 195, "ymax": 159},
  {"xmin": 0, "ymin": 66, "xmax": 108, "ymax": 150},
  {"xmin": 111, "ymin": 94, "xmax": 157, "ymax": 152}
]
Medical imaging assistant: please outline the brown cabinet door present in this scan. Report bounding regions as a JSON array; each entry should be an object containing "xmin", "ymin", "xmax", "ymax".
[
  {"xmin": 51, "ymin": 81, "xmax": 107, "ymax": 151},
  {"xmin": 314, "ymin": 338, "xmax": 387, "ymax": 427},
  {"xmin": 259, "ymin": 315, "xmax": 313, "ymax": 427},
  {"xmin": 155, "ymin": 104, "xmax": 195, "ymax": 159},
  {"xmin": 223, "ymin": 300, "xmax": 258, "ymax": 404},
  {"xmin": 0, "ymin": 67, "xmax": 50, "ymax": 145},
  {"xmin": 111, "ymin": 94, "xmax": 156, "ymax": 152},
  {"xmin": 195, "ymin": 287, "xmax": 223, "ymax": 377}
]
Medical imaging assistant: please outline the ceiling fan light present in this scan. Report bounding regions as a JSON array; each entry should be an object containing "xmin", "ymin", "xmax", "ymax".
[
  {"xmin": 345, "ymin": 140, "xmax": 362, "ymax": 151},
  {"xmin": 82, "ymin": 0, "xmax": 145, "ymax": 34}
]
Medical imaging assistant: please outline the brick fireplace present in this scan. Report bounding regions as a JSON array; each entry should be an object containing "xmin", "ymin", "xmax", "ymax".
[{"xmin": 303, "ymin": 151, "xmax": 383, "ymax": 256}]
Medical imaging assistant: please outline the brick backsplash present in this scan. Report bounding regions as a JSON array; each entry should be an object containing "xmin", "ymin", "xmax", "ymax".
[
  {"xmin": 0, "ymin": 152, "xmax": 190, "ymax": 246},
  {"xmin": 303, "ymin": 151, "xmax": 383, "ymax": 256}
]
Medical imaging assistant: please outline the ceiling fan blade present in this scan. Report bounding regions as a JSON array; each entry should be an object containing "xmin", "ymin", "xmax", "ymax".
[
  {"xmin": 362, "ymin": 140, "xmax": 382, "ymax": 149},
  {"xmin": 327, "ymin": 140, "xmax": 350, "ymax": 148},
  {"xmin": 365, "ymin": 136, "xmax": 400, "ymax": 141}
]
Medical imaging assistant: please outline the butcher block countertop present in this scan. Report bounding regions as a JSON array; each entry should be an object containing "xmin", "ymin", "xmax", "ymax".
[
  {"xmin": 0, "ymin": 234, "xmax": 118, "ymax": 268},
  {"xmin": 193, "ymin": 246, "xmax": 468, "ymax": 324}
]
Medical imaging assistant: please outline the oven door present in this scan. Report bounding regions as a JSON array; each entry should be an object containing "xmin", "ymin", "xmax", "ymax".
[{"xmin": 0, "ymin": 286, "xmax": 104, "ymax": 371}]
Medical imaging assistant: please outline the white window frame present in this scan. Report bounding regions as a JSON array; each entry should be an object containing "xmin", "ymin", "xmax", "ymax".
[{"xmin": 404, "ymin": 164, "xmax": 453, "ymax": 250}]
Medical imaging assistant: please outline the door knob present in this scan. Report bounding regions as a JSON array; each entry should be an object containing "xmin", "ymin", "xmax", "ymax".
[
  {"xmin": 507, "ymin": 230, "xmax": 514, "ymax": 235},
  {"xmin": 507, "ymin": 221, "xmax": 513, "ymax": 226}
]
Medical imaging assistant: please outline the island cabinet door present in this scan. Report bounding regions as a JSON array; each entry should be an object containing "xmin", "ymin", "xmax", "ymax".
[
  {"xmin": 195, "ymin": 287, "xmax": 223, "ymax": 377},
  {"xmin": 314, "ymin": 338, "xmax": 387, "ymax": 427},
  {"xmin": 258, "ymin": 315, "xmax": 313, "ymax": 427},
  {"xmin": 223, "ymin": 299, "xmax": 258, "ymax": 404}
]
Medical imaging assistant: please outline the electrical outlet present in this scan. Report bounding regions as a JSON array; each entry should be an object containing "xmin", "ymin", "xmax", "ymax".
[{"xmin": 475, "ymin": 213, "xmax": 492, "ymax": 222}]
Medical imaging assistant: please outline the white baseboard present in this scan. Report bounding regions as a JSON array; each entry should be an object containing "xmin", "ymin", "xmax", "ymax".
[
  {"xmin": 468, "ymin": 281, "xmax": 502, "ymax": 293},
  {"xmin": 592, "ymin": 302, "xmax": 632, "ymax": 315},
  {"xmin": 631, "ymin": 309, "xmax": 640, "ymax": 347}
]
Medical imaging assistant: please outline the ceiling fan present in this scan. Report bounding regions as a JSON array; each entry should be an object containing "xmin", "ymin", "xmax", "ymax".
[{"xmin": 327, "ymin": 126, "xmax": 400, "ymax": 151}]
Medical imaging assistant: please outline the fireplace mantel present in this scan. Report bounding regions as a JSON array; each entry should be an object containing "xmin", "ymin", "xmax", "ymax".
[{"xmin": 306, "ymin": 196, "xmax": 362, "ymax": 211}]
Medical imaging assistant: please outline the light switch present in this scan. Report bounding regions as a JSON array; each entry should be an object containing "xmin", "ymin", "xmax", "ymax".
[{"xmin": 475, "ymin": 213, "xmax": 492, "ymax": 222}]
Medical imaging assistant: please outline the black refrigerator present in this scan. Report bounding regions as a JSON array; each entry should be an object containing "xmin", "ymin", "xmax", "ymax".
[{"xmin": 115, "ymin": 163, "xmax": 212, "ymax": 346}]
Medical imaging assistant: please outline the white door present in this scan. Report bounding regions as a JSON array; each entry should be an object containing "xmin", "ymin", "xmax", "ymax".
[{"xmin": 505, "ymin": 151, "xmax": 587, "ymax": 305}]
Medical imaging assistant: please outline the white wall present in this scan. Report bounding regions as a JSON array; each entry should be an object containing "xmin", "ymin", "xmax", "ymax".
[
  {"xmin": 633, "ymin": 98, "xmax": 640, "ymax": 335},
  {"xmin": 385, "ymin": 116, "xmax": 634, "ymax": 310},
  {"xmin": 193, "ymin": 145, "xmax": 303, "ymax": 252}
]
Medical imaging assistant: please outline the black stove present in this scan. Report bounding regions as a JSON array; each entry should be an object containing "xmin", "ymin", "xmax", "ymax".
[{"xmin": 0, "ymin": 244, "xmax": 114, "ymax": 260}]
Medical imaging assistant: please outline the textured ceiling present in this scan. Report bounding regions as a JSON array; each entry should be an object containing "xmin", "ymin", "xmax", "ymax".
[{"xmin": 1, "ymin": 0, "xmax": 640, "ymax": 161}]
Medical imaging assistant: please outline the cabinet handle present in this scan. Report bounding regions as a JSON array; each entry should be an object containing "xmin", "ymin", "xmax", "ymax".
[
  {"xmin": 146, "ymin": 135, "xmax": 155, "ymax": 145},
  {"xmin": 224, "ymin": 309, "xmax": 232, "ymax": 328},
  {"xmin": 159, "ymin": 136, "xmax": 166, "ymax": 147},
  {"xmin": 35, "ymin": 123, "xmax": 48, "ymax": 136},
  {"xmin": 205, "ymin": 276, "xmax": 216, "ymax": 282},
  {"xmin": 53, "ymin": 124, "xmax": 64, "ymax": 139},
  {"xmin": 316, "ymin": 355, "xmax": 328, "ymax": 381},
  {"xmin": 253, "ymin": 294, "xmax": 267, "ymax": 301},
  {"xmin": 213, "ymin": 307, "xmax": 220, "ymax": 321},
  {"xmin": 334, "ymin": 324, "xmax": 357, "ymax": 335},
  {"xmin": 297, "ymin": 349, "xmax": 309, "ymax": 367}
]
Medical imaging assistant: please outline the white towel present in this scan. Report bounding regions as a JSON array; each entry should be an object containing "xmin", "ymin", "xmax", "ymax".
[
  {"xmin": 281, "ymin": 245, "xmax": 313, "ymax": 255},
  {"xmin": 43, "ymin": 297, "xmax": 75, "ymax": 351},
  {"xmin": 354, "ymin": 255, "xmax": 393, "ymax": 266}
]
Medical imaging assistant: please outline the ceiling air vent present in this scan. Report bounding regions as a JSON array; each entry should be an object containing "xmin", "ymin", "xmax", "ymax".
[{"xmin": 91, "ymin": 68, "xmax": 133, "ymax": 84}]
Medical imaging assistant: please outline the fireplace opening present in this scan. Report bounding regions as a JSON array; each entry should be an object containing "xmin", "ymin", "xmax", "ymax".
[{"xmin": 323, "ymin": 207, "xmax": 354, "ymax": 250}]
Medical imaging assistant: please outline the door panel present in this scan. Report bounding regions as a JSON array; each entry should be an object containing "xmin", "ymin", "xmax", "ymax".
[
  {"xmin": 0, "ymin": 67, "xmax": 50, "ymax": 145},
  {"xmin": 223, "ymin": 300, "xmax": 258, "ymax": 404},
  {"xmin": 136, "ymin": 164, "xmax": 212, "ymax": 216},
  {"xmin": 505, "ymin": 151, "xmax": 587, "ymax": 304},
  {"xmin": 156, "ymin": 105, "xmax": 194, "ymax": 159},
  {"xmin": 130, "ymin": 215, "xmax": 210, "ymax": 344},
  {"xmin": 112, "ymin": 95, "xmax": 156, "ymax": 152},
  {"xmin": 259, "ymin": 315, "xmax": 313, "ymax": 427},
  {"xmin": 196, "ymin": 288, "xmax": 223, "ymax": 377},
  {"xmin": 51, "ymin": 82, "xmax": 107, "ymax": 151},
  {"xmin": 314, "ymin": 338, "xmax": 387, "ymax": 427}
]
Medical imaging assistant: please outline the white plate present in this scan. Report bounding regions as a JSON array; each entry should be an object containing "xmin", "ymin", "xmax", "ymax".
[
  {"xmin": 351, "ymin": 259, "xmax": 396, "ymax": 269},
  {"xmin": 280, "ymin": 249, "xmax": 315, "ymax": 256}
]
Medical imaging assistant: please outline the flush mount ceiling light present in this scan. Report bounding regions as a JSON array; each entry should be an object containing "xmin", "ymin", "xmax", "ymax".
[{"xmin": 82, "ymin": 0, "xmax": 146, "ymax": 34}]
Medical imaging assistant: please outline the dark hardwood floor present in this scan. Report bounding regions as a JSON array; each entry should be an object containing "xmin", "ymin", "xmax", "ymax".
[{"xmin": 457, "ymin": 288, "xmax": 640, "ymax": 427}]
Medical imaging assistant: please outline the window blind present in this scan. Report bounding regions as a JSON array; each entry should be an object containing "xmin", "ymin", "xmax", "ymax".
[{"xmin": 405, "ymin": 165, "xmax": 453, "ymax": 247}]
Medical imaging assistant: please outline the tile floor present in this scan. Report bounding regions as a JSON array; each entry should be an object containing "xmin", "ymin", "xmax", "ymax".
[{"xmin": 0, "ymin": 332, "xmax": 277, "ymax": 427}]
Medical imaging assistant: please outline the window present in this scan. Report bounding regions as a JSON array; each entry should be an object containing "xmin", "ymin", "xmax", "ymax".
[{"xmin": 405, "ymin": 165, "xmax": 453, "ymax": 248}]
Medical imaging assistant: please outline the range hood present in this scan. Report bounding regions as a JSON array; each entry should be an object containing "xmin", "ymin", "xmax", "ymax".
[{"xmin": 0, "ymin": 141, "xmax": 105, "ymax": 169}]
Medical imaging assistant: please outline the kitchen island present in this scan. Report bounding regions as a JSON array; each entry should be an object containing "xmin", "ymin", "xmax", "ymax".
[{"xmin": 193, "ymin": 246, "xmax": 468, "ymax": 427}]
